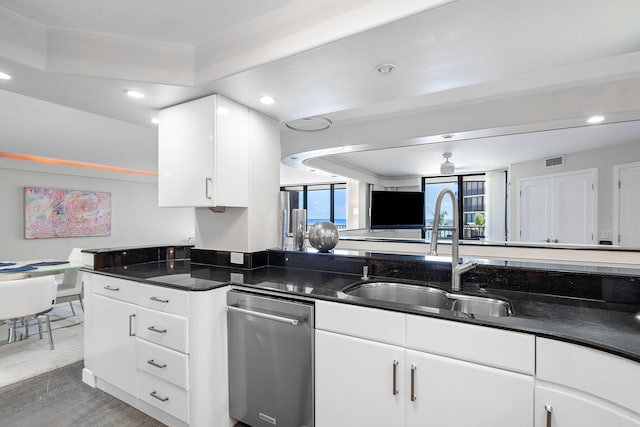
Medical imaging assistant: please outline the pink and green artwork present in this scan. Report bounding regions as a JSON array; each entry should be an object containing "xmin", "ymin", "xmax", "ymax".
[{"xmin": 24, "ymin": 187, "xmax": 111, "ymax": 239}]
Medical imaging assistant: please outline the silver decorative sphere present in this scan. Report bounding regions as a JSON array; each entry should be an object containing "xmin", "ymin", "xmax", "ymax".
[{"xmin": 308, "ymin": 221, "xmax": 339, "ymax": 252}]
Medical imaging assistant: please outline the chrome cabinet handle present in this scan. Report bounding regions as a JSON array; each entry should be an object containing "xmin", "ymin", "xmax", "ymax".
[
  {"xmin": 392, "ymin": 360, "xmax": 399, "ymax": 395},
  {"xmin": 205, "ymin": 177, "xmax": 213, "ymax": 199},
  {"xmin": 410, "ymin": 364, "xmax": 417, "ymax": 402},
  {"xmin": 553, "ymin": 239, "xmax": 559, "ymax": 243},
  {"xmin": 147, "ymin": 326, "xmax": 167, "ymax": 334},
  {"xmin": 150, "ymin": 391, "xmax": 169, "ymax": 402},
  {"xmin": 104, "ymin": 285, "xmax": 119, "ymax": 291},
  {"xmin": 147, "ymin": 359, "xmax": 167, "ymax": 369},
  {"xmin": 227, "ymin": 305, "xmax": 301, "ymax": 326},
  {"xmin": 128, "ymin": 314, "xmax": 136, "ymax": 336},
  {"xmin": 545, "ymin": 404, "xmax": 552, "ymax": 427},
  {"xmin": 150, "ymin": 296, "xmax": 169, "ymax": 303}
]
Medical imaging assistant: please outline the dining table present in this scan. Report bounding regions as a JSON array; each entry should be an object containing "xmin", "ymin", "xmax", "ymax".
[{"xmin": 0, "ymin": 260, "xmax": 83, "ymax": 281}]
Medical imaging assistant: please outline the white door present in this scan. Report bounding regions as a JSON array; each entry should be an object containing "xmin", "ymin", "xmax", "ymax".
[
  {"xmin": 535, "ymin": 385, "xmax": 640, "ymax": 427},
  {"xmin": 92, "ymin": 294, "xmax": 138, "ymax": 395},
  {"xmin": 520, "ymin": 178, "xmax": 553, "ymax": 242},
  {"xmin": 405, "ymin": 350, "xmax": 534, "ymax": 427},
  {"xmin": 315, "ymin": 330, "xmax": 405, "ymax": 427},
  {"xmin": 553, "ymin": 172, "xmax": 594, "ymax": 244},
  {"xmin": 617, "ymin": 164, "xmax": 640, "ymax": 247}
]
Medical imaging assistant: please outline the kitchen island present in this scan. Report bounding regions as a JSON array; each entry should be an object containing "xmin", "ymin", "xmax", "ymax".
[{"xmin": 80, "ymin": 245, "xmax": 640, "ymax": 427}]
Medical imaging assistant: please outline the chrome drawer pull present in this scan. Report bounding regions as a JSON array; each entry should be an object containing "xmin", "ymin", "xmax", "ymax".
[
  {"xmin": 147, "ymin": 359, "xmax": 167, "ymax": 369},
  {"xmin": 103, "ymin": 285, "xmax": 119, "ymax": 291},
  {"xmin": 147, "ymin": 326, "xmax": 167, "ymax": 334},
  {"xmin": 150, "ymin": 296, "xmax": 170, "ymax": 303},
  {"xmin": 545, "ymin": 404, "xmax": 553, "ymax": 427},
  {"xmin": 227, "ymin": 305, "xmax": 301, "ymax": 326},
  {"xmin": 150, "ymin": 391, "xmax": 169, "ymax": 402}
]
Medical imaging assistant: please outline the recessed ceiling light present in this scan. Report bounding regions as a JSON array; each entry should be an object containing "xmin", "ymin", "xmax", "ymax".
[
  {"xmin": 124, "ymin": 90, "xmax": 145, "ymax": 99},
  {"xmin": 441, "ymin": 134, "xmax": 454, "ymax": 139},
  {"xmin": 0, "ymin": 72, "xmax": 12, "ymax": 80},
  {"xmin": 375, "ymin": 63, "xmax": 397, "ymax": 75},
  {"xmin": 260, "ymin": 95, "xmax": 276, "ymax": 105},
  {"xmin": 150, "ymin": 117, "xmax": 159, "ymax": 125},
  {"xmin": 587, "ymin": 115, "xmax": 605, "ymax": 124}
]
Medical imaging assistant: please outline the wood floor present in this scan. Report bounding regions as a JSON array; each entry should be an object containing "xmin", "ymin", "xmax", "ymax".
[{"xmin": 0, "ymin": 361, "xmax": 165, "ymax": 427}]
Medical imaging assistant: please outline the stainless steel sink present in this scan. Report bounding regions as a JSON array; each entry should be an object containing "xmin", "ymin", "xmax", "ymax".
[
  {"xmin": 344, "ymin": 282, "xmax": 449, "ymax": 309},
  {"xmin": 450, "ymin": 294, "xmax": 513, "ymax": 317},
  {"xmin": 342, "ymin": 281, "xmax": 513, "ymax": 317}
]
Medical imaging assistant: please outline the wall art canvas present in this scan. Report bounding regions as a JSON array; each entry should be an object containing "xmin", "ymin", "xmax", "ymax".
[{"xmin": 24, "ymin": 187, "xmax": 111, "ymax": 239}]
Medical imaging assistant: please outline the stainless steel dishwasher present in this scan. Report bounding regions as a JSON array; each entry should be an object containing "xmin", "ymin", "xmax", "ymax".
[{"xmin": 227, "ymin": 290, "xmax": 314, "ymax": 427}]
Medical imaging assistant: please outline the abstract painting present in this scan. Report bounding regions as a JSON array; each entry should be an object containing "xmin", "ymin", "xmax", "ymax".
[{"xmin": 24, "ymin": 187, "xmax": 111, "ymax": 239}]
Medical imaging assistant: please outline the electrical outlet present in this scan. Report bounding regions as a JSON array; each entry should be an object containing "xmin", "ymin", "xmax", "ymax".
[
  {"xmin": 230, "ymin": 252, "xmax": 244, "ymax": 265},
  {"xmin": 230, "ymin": 272, "xmax": 244, "ymax": 284}
]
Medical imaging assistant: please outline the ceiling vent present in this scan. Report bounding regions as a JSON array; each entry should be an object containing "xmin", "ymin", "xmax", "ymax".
[
  {"xmin": 545, "ymin": 156, "xmax": 564, "ymax": 167},
  {"xmin": 440, "ymin": 152, "xmax": 455, "ymax": 175}
]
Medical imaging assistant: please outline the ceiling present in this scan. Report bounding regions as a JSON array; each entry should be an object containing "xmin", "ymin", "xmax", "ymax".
[{"xmin": 1, "ymin": 0, "xmax": 639, "ymax": 185}]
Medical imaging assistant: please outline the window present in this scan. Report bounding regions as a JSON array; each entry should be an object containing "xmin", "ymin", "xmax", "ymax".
[
  {"xmin": 281, "ymin": 183, "xmax": 348, "ymax": 230},
  {"xmin": 423, "ymin": 174, "xmax": 486, "ymax": 240}
]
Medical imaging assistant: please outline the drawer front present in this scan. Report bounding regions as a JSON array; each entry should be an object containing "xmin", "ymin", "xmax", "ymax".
[
  {"xmin": 138, "ymin": 284, "xmax": 189, "ymax": 317},
  {"xmin": 91, "ymin": 274, "xmax": 139, "ymax": 304},
  {"xmin": 136, "ymin": 307, "xmax": 189, "ymax": 354},
  {"xmin": 315, "ymin": 300, "xmax": 405, "ymax": 346},
  {"xmin": 138, "ymin": 370, "xmax": 189, "ymax": 423},
  {"xmin": 537, "ymin": 337, "xmax": 640, "ymax": 414},
  {"xmin": 136, "ymin": 339, "xmax": 189, "ymax": 390},
  {"xmin": 406, "ymin": 315, "xmax": 535, "ymax": 374}
]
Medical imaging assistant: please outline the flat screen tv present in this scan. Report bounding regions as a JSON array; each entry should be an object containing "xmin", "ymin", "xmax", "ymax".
[{"xmin": 370, "ymin": 191, "xmax": 425, "ymax": 229}]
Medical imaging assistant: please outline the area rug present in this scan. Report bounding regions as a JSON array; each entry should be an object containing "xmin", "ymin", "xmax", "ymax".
[{"xmin": 0, "ymin": 301, "xmax": 84, "ymax": 388}]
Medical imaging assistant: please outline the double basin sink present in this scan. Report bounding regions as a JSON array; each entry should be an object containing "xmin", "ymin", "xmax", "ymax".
[{"xmin": 341, "ymin": 281, "xmax": 513, "ymax": 318}]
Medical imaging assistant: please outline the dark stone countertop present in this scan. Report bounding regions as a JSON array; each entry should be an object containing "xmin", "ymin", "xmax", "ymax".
[{"xmin": 86, "ymin": 259, "xmax": 640, "ymax": 364}]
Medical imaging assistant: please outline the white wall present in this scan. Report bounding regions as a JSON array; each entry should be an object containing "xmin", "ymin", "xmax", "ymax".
[
  {"xmin": 0, "ymin": 161, "xmax": 195, "ymax": 260},
  {"xmin": 509, "ymin": 140, "xmax": 640, "ymax": 242}
]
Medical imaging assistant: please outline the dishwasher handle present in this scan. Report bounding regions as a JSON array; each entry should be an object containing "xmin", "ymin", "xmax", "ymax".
[{"xmin": 227, "ymin": 305, "xmax": 301, "ymax": 326}]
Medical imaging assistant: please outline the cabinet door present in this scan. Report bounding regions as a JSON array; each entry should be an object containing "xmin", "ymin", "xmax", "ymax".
[
  {"xmin": 158, "ymin": 95, "xmax": 215, "ymax": 207},
  {"xmin": 535, "ymin": 385, "xmax": 640, "ymax": 427},
  {"xmin": 92, "ymin": 294, "xmax": 138, "ymax": 395},
  {"xmin": 315, "ymin": 330, "xmax": 405, "ymax": 427},
  {"xmin": 405, "ymin": 350, "xmax": 533, "ymax": 427}
]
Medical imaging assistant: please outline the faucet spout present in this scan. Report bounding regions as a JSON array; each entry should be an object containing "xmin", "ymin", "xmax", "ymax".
[{"xmin": 428, "ymin": 188, "xmax": 474, "ymax": 291}]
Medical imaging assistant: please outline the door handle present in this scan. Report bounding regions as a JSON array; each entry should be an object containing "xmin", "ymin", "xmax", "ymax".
[
  {"xmin": 147, "ymin": 326, "xmax": 167, "ymax": 334},
  {"xmin": 128, "ymin": 314, "xmax": 136, "ymax": 336},
  {"xmin": 545, "ymin": 404, "xmax": 552, "ymax": 427},
  {"xmin": 147, "ymin": 359, "xmax": 167, "ymax": 369},
  {"xmin": 205, "ymin": 177, "xmax": 213, "ymax": 200},
  {"xmin": 150, "ymin": 296, "xmax": 169, "ymax": 303},
  {"xmin": 150, "ymin": 391, "xmax": 169, "ymax": 402},
  {"xmin": 227, "ymin": 305, "xmax": 301, "ymax": 326},
  {"xmin": 392, "ymin": 360, "xmax": 399, "ymax": 395},
  {"xmin": 104, "ymin": 285, "xmax": 120, "ymax": 291},
  {"xmin": 410, "ymin": 364, "xmax": 417, "ymax": 402}
]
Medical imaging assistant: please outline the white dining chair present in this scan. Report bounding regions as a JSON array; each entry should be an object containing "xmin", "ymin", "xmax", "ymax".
[
  {"xmin": 56, "ymin": 248, "xmax": 84, "ymax": 315},
  {"xmin": 0, "ymin": 275, "xmax": 58, "ymax": 350}
]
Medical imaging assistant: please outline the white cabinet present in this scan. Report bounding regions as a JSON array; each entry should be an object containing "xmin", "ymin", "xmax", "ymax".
[
  {"xmin": 315, "ymin": 330, "xmax": 405, "ymax": 427},
  {"xmin": 519, "ymin": 170, "xmax": 595, "ymax": 244},
  {"xmin": 83, "ymin": 272, "xmax": 233, "ymax": 427},
  {"xmin": 315, "ymin": 301, "xmax": 534, "ymax": 427},
  {"xmin": 158, "ymin": 94, "xmax": 249, "ymax": 207},
  {"xmin": 535, "ymin": 338, "xmax": 640, "ymax": 426},
  {"xmin": 405, "ymin": 350, "xmax": 533, "ymax": 427},
  {"xmin": 535, "ymin": 385, "xmax": 640, "ymax": 427},
  {"xmin": 92, "ymin": 294, "xmax": 138, "ymax": 396}
]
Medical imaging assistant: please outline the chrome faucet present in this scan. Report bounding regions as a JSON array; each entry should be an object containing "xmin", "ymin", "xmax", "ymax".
[{"xmin": 428, "ymin": 188, "xmax": 476, "ymax": 291}]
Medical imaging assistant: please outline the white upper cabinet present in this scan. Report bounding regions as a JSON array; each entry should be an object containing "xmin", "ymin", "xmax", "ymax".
[{"xmin": 158, "ymin": 94, "xmax": 249, "ymax": 207}]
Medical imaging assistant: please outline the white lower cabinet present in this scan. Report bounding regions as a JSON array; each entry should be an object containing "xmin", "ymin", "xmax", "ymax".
[
  {"xmin": 315, "ymin": 301, "xmax": 534, "ymax": 427},
  {"xmin": 92, "ymin": 294, "xmax": 138, "ymax": 396},
  {"xmin": 83, "ymin": 272, "xmax": 232, "ymax": 427},
  {"xmin": 535, "ymin": 384, "xmax": 640, "ymax": 427},
  {"xmin": 316, "ymin": 330, "xmax": 405, "ymax": 427},
  {"xmin": 405, "ymin": 349, "xmax": 533, "ymax": 427}
]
